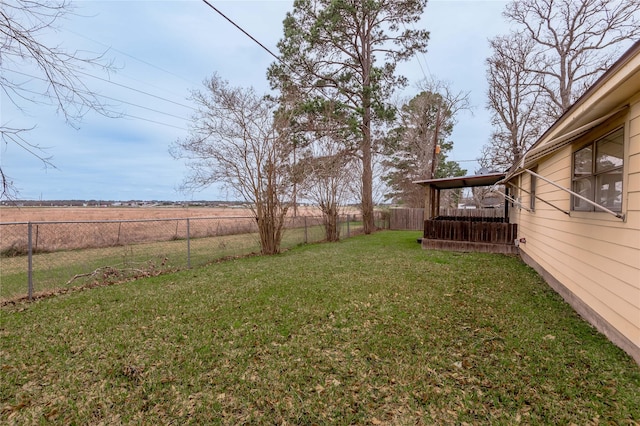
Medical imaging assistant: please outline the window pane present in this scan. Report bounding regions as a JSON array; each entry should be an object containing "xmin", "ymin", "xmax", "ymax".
[
  {"xmin": 574, "ymin": 146, "xmax": 592, "ymax": 177},
  {"xmin": 596, "ymin": 128, "xmax": 624, "ymax": 172},
  {"xmin": 572, "ymin": 177, "xmax": 593, "ymax": 211},
  {"xmin": 596, "ymin": 170, "xmax": 623, "ymax": 211},
  {"xmin": 530, "ymin": 173, "xmax": 536, "ymax": 211}
]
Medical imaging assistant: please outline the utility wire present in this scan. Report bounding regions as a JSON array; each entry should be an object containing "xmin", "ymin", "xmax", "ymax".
[
  {"xmin": 200, "ymin": 0, "xmax": 335, "ymax": 105},
  {"xmin": 119, "ymin": 114, "xmax": 189, "ymax": 131},
  {"xmin": 5, "ymin": 69, "xmax": 191, "ymax": 130},
  {"xmin": 201, "ymin": 0, "xmax": 479, "ymax": 168},
  {"xmin": 402, "ymin": 21, "xmax": 433, "ymax": 83},
  {"xmin": 77, "ymin": 70, "xmax": 196, "ymax": 111},
  {"xmin": 98, "ymin": 93, "xmax": 191, "ymax": 122},
  {"xmin": 64, "ymin": 28, "xmax": 199, "ymax": 89},
  {"xmin": 201, "ymin": 2, "xmax": 481, "ymax": 172},
  {"xmin": 7, "ymin": 68, "xmax": 196, "ymax": 112},
  {"xmin": 413, "ymin": 23, "xmax": 433, "ymax": 81},
  {"xmin": 201, "ymin": 0, "xmax": 284, "ymax": 67}
]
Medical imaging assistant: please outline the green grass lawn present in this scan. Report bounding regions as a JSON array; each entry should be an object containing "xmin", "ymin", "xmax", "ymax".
[
  {"xmin": 1, "ymin": 221, "xmax": 348, "ymax": 302},
  {"xmin": 1, "ymin": 231, "xmax": 638, "ymax": 424}
]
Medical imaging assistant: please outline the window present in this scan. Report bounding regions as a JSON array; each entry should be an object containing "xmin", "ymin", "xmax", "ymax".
[
  {"xmin": 511, "ymin": 176, "xmax": 519, "ymax": 208},
  {"xmin": 572, "ymin": 128, "xmax": 624, "ymax": 212},
  {"xmin": 529, "ymin": 167, "xmax": 537, "ymax": 211}
]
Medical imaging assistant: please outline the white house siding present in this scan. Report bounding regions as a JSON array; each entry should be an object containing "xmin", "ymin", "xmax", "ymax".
[{"xmin": 512, "ymin": 101, "xmax": 640, "ymax": 363}]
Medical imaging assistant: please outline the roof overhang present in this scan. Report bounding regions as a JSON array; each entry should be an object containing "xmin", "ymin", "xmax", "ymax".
[
  {"xmin": 414, "ymin": 172, "xmax": 506, "ymax": 190},
  {"xmin": 520, "ymin": 106, "xmax": 628, "ymax": 167},
  {"xmin": 505, "ymin": 40, "xmax": 640, "ymax": 179}
]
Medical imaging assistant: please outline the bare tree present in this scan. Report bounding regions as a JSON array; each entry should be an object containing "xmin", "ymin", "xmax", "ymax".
[
  {"xmin": 383, "ymin": 80, "xmax": 469, "ymax": 207},
  {"xmin": 284, "ymin": 97, "xmax": 358, "ymax": 241},
  {"xmin": 505, "ymin": 0, "xmax": 640, "ymax": 117},
  {"xmin": 170, "ymin": 75, "xmax": 294, "ymax": 255},
  {"xmin": 471, "ymin": 185, "xmax": 502, "ymax": 209},
  {"xmin": 1, "ymin": 0, "xmax": 112, "ymax": 198},
  {"xmin": 414, "ymin": 79, "xmax": 470, "ymax": 180},
  {"xmin": 271, "ymin": 86, "xmax": 357, "ymax": 218},
  {"xmin": 481, "ymin": 0, "xmax": 640, "ymax": 171},
  {"xmin": 296, "ymin": 138, "xmax": 356, "ymax": 242},
  {"xmin": 481, "ymin": 33, "xmax": 545, "ymax": 171}
]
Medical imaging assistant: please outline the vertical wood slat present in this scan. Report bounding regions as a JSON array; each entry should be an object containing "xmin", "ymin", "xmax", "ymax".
[
  {"xmin": 438, "ymin": 208, "xmax": 504, "ymax": 219},
  {"xmin": 390, "ymin": 208, "xmax": 425, "ymax": 230},
  {"xmin": 390, "ymin": 208, "xmax": 506, "ymax": 231},
  {"xmin": 424, "ymin": 219, "xmax": 517, "ymax": 245}
]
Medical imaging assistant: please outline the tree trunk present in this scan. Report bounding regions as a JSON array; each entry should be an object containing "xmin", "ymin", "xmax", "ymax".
[
  {"xmin": 255, "ymin": 155, "xmax": 286, "ymax": 255},
  {"xmin": 361, "ymin": 134, "xmax": 374, "ymax": 234},
  {"xmin": 323, "ymin": 206, "xmax": 340, "ymax": 242},
  {"xmin": 430, "ymin": 107, "xmax": 441, "ymax": 179},
  {"xmin": 361, "ymin": 16, "xmax": 374, "ymax": 235}
]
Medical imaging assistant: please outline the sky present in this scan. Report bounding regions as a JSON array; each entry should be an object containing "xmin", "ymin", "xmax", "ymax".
[{"xmin": 1, "ymin": 0, "xmax": 512, "ymax": 201}]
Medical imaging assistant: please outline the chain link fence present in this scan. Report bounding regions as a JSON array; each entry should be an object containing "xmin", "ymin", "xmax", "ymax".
[{"xmin": 1, "ymin": 213, "xmax": 388, "ymax": 303}]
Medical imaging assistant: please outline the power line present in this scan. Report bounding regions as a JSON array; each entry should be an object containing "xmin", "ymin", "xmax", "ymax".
[
  {"xmin": 98, "ymin": 93, "xmax": 191, "ymax": 122},
  {"xmin": 119, "ymin": 114, "xmax": 189, "ymax": 131},
  {"xmin": 413, "ymin": 23, "xmax": 433, "ymax": 81},
  {"xmin": 403, "ymin": 21, "xmax": 433, "ymax": 83},
  {"xmin": 201, "ymin": 0, "xmax": 335, "ymax": 105},
  {"xmin": 64, "ymin": 28, "xmax": 200, "ymax": 90},
  {"xmin": 202, "ymin": 0, "xmax": 479, "ymax": 175},
  {"xmin": 77, "ymin": 70, "xmax": 196, "ymax": 111},
  {"xmin": 5, "ymin": 69, "xmax": 191, "ymax": 131},
  {"xmin": 6, "ymin": 68, "xmax": 196, "ymax": 112},
  {"xmin": 201, "ymin": 0, "xmax": 284, "ymax": 67}
]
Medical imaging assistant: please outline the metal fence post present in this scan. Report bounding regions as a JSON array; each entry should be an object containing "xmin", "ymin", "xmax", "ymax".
[
  {"xmin": 28, "ymin": 222, "xmax": 33, "ymax": 301},
  {"xmin": 187, "ymin": 218, "xmax": 191, "ymax": 269},
  {"xmin": 304, "ymin": 216, "xmax": 308, "ymax": 244},
  {"xmin": 346, "ymin": 215, "xmax": 350, "ymax": 238}
]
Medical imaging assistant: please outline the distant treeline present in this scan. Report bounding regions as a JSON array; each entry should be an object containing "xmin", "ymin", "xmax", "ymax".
[{"xmin": 0, "ymin": 200, "xmax": 251, "ymax": 208}]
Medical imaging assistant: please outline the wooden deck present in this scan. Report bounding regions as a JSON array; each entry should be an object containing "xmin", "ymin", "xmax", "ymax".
[{"xmin": 422, "ymin": 218, "xmax": 518, "ymax": 254}]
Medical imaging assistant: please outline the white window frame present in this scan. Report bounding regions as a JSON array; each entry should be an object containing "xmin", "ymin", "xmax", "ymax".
[{"xmin": 571, "ymin": 127, "xmax": 624, "ymax": 214}]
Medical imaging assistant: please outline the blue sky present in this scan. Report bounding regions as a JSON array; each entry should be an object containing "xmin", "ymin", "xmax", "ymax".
[{"xmin": 2, "ymin": 0, "xmax": 510, "ymax": 201}]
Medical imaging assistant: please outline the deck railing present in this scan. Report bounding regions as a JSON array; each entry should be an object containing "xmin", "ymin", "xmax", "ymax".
[
  {"xmin": 424, "ymin": 219, "xmax": 517, "ymax": 245},
  {"xmin": 438, "ymin": 208, "xmax": 505, "ymax": 219}
]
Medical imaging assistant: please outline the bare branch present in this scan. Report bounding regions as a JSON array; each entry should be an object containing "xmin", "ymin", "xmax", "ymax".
[
  {"xmin": 1, "ymin": 0, "xmax": 114, "ymax": 198},
  {"xmin": 171, "ymin": 75, "xmax": 295, "ymax": 254},
  {"xmin": 504, "ymin": 0, "xmax": 640, "ymax": 113},
  {"xmin": 482, "ymin": 0, "xmax": 639, "ymax": 171}
]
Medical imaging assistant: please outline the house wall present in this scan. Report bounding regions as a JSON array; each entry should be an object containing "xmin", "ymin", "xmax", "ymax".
[{"xmin": 510, "ymin": 99, "xmax": 640, "ymax": 364}]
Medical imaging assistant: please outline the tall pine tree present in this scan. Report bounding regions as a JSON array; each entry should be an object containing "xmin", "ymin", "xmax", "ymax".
[{"xmin": 268, "ymin": 0, "xmax": 429, "ymax": 233}]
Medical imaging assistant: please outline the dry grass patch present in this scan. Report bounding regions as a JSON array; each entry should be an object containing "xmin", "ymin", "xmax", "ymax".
[{"xmin": 0, "ymin": 206, "xmax": 326, "ymax": 223}]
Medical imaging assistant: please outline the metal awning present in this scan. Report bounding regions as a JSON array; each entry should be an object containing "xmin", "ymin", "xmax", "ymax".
[
  {"xmin": 414, "ymin": 172, "xmax": 506, "ymax": 189},
  {"xmin": 502, "ymin": 169, "xmax": 625, "ymax": 220},
  {"xmin": 520, "ymin": 106, "xmax": 628, "ymax": 168}
]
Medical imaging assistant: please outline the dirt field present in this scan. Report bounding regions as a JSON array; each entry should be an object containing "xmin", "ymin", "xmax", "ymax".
[{"xmin": 0, "ymin": 206, "xmax": 322, "ymax": 223}]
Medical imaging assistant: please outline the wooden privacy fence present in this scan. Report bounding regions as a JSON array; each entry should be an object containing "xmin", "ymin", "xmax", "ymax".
[
  {"xmin": 389, "ymin": 208, "xmax": 425, "ymax": 230},
  {"xmin": 389, "ymin": 208, "xmax": 506, "ymax": 231}
]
